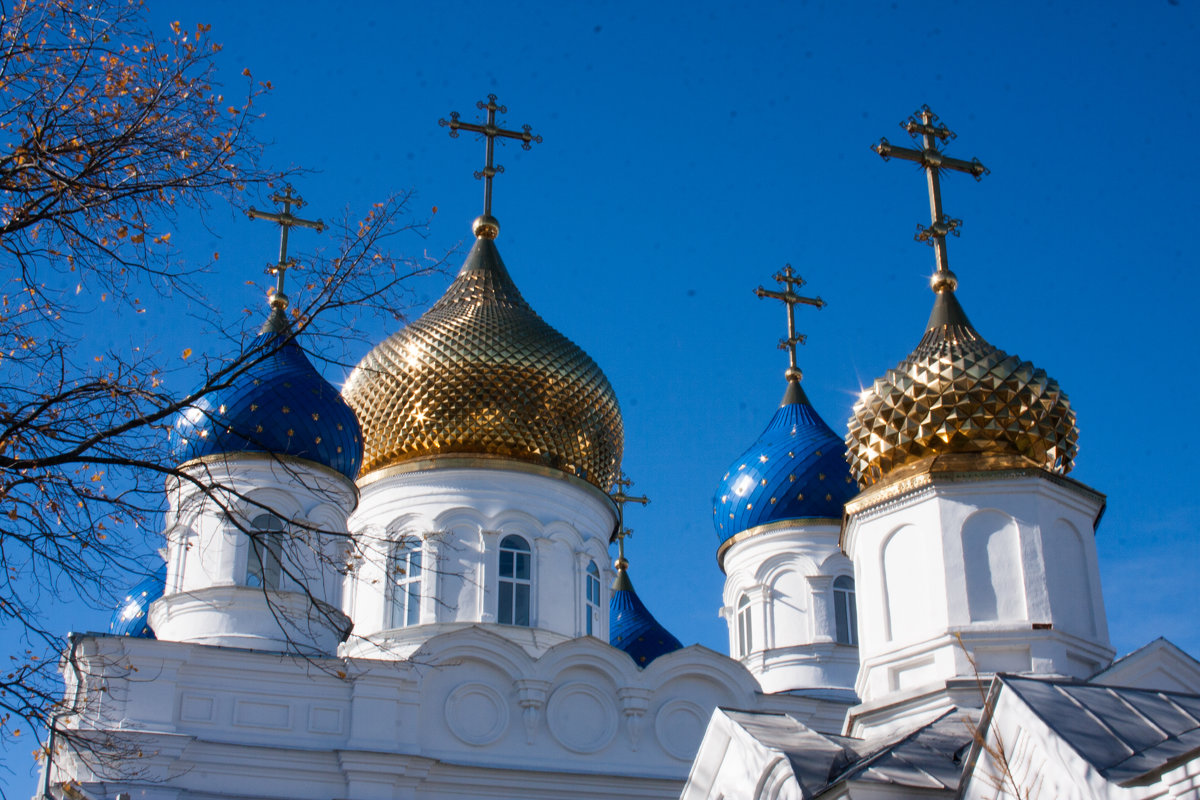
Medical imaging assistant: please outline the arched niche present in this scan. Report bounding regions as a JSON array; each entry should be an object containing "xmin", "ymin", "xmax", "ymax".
[
  {"xmin": 962, "ymin": 509, "xmax": 1027, "ymax": 623},
  {"xmin": 881, "ymin": 524, "xmax": 942, "ymax": 642},
  {"xmin": 1044, "ymin": 518, "xmax": 1097, "ymax": 637}
]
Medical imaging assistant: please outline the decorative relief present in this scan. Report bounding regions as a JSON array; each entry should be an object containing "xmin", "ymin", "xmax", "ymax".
[
  {"xmin": 233, "ymin": 699, "xmax": 291, "ymax": 730},
  {"xmin": 307, "ymin": 705, "xmax": 343, "ymax": 735},
  {"xmin": 654, "ymin": 699, "xmax": 708, "ymax": 761},
  {"xmin": 546, "ymin": 681, "xmax": 618, "ymax": 754},
  {"xmin": 178, "ymin": 693, "xmax": 215, "ymax": 723},
  {"xmin": 617, "ymin": 687, "xmax": 652, "ymax": 752},
  {"xmin": 445, "ymin": 682, "xmax": 509, "ymax": 746},
  {"xmin": 514, "ymin": 678, "xmax": 550, "ymax": 745}
]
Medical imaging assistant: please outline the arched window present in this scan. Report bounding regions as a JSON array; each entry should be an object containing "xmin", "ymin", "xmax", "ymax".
[
  {"xmin": 498, "ymin": 535, "xmax": 531, "ymax": 627},
  {"xmin": 246, "ymin": 514, "xmax": 284, "ymax": 591},
  {"xmin": 834, "ymin": 575, "xmax": 858, "ymax": 646},
  {"xmin": 388, "ymin": 539, "xmax": 423, "ymax": 628},
  {"xmin": 585, "ymin": 561, "xmax": 601, "ymax": 636},
  {"xmin": 736, "ymin": 594, "xmax": 753, "ymax": 657}
]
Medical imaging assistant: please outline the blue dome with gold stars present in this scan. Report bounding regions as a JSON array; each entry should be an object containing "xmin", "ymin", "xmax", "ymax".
[
  {"xmin": 171, "ymin": 309, "xmax": 363, "ymax": 480},
  {"xmin": 713, "ymin": 381, "xmax": 856, "ymax": 544},
  {"xmin": 109, "ymin": 565, "xmax": 166, "ymax": 638},
  {"xmin": 610, "ymin": 568, "xmax": 683, "ymax": 667}
]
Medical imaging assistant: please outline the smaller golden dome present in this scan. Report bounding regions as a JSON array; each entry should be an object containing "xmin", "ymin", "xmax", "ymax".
[
  {"xmin": 845, "ymin": 286, "xmax": 1078, "ymax": 488},
  {"xmin": 342, "ymin": 234, "xmax": 623, "ymax": 489}
]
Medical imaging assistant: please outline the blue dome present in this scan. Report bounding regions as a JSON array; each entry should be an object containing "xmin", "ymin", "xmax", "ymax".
[
  {"xmin": 109, "ymin": 566, "xmax": 166, "ymax": 638},
  {"xmin": 171, "ymin": 311, "xmax": 363, "ymax": 480},
  {"xmin": 610, "ymin": 570, "xmax": 683, "ymax": 667},
  {"xmin": 713, "ymin": 381, "xmax": 856, "ymax": 544}
]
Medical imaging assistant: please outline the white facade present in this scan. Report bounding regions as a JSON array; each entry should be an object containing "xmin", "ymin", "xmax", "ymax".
[
  {"xmin": 151, "ymin": 453, "xmax": 357, "ymax": 656},
  {"xmin": 47, "ymin": 451, "xmax": 857, "ymax": 800},
  {"xmin": 841, "ymin": 467, "xmax": 1113, "ymax": 737},
  {"xmin": 341, "ymin": 459, "xmax": 616, "ymax": 658},
  {"xmin": 719, "ymin": 520, "xmax": 858, "ymax": 695}
]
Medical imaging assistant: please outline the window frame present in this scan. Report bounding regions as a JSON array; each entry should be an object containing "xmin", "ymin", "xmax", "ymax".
[
  {"xmin": 833, "ymin": 574, "xmax": 858, "ymax": 646},
  {"xmin": 736, "ymin": 593, "xmax": 753, "ymax": 656},
  {"xmin": 497, "ymin": 534, "xmax": 532, "ymax": 627},
  {"xmin": 246, "ymin": 513, "xmax": 285, "ymax": 591},
  {"xmin": 387, "ymin": 538, "xmax": 424, "ymax": 629},
  {"xmin": 585, "ymin": 561, "xmax": 601, "ymax": 636}
]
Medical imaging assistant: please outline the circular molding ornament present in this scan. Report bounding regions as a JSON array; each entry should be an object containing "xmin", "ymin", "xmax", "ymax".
[
  {"xmin": 445, "ymin": 682, "xmax": 509, "ymax": 746},
  {"xmin": 546, "ymin": 681, "xmax": 618, "ymax": 754},
  {"xmin": 654, "ymin": 699, "xmax": 708, "ymax": 760}
]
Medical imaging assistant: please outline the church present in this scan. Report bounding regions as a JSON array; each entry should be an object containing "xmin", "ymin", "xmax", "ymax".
[{"xmin": 44, "ymin": 103, "xmax": 1200, "ymax": 800}]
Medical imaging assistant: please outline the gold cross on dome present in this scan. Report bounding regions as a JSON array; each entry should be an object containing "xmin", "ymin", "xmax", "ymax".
[
  {"xmin": 754, "ymin": 265, "xmax": 825, "ymax": 383},
  {"xmin": 609, "ymin": 473, "xmax": 649, "ymax": 568},
  {"xmin": 246, "ymin": 186, "xmax": 325, "ymax": 310},
  {"xmin": 872, "ymin": 105, "xmax": 988, "ymax": 292},
  {"xmin": 439, "ymin": 94, "xmax": 542, "ymax": 220}
]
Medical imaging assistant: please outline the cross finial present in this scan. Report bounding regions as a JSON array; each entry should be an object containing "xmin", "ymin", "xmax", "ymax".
[
  {"xmin": 754, "ymin": 265, "xmax": 825, "ymax": 383},
  {"xmin": 871, "ymin": 105, "xmax": 989, "ymax": 294},
  {"xmin": 439, "ymin": 94, "xmax": 542, "ymax": 240},
  {"xmin": 246, "ymin": 186, "xmax": 325, "ymax": 311},
  {"xmin": 609, "ymin": 472, "xmax": 649, "ymax": 571}
]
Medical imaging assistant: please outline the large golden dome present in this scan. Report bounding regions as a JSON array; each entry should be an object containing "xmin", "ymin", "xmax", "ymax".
[
  {"xmin": 845, "ymin": 284, "xmax": 1078, "ymax": 488},
  {"xmin": 342, "ymin": 233, "xmax": 623, "ymax": 489}
]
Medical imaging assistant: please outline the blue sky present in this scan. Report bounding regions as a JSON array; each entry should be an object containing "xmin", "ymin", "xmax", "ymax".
[{"xmin": 69, "ymin": 1, "xmax": 1200, "ymax": 661}]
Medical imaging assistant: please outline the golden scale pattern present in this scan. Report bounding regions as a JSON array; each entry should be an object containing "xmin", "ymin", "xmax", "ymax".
[
  {"xmin": 845, "ymin": 310, "xmax": 1078, "ymax": 488},
  {"xmin": 343, "ymin": 238, "xmax": 624, "ymax": 490}
]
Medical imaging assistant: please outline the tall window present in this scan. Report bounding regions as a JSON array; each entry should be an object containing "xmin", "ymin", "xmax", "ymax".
[
  {"xmin": 585, "ymin": 561, "xmax": 601, "ymax": 636},
  {"xmin": 834, "ymin": 575, "xmax": 858, "ymax": 646},
  {"xmin": 246, "ymin": 514, "xmax": 284, "ymax": 591},
  {"xmin": 498, "ymin": 535, "xmax": 531, "ymax": 626},
  {"xmin": 388, "ymin": 539, "xmax": 423, "ymax": 628},
  {"xmin": 736, "ymin": 594, "xmax": 753, "ymax": 657}
]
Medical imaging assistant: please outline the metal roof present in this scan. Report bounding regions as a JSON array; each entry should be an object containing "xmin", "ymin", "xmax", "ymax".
[{"xmin": 1000, "ymin": 675, "xmax": 1200, "ymax": 786}]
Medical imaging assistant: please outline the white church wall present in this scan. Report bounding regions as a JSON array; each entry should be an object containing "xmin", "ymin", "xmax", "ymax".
[
  {"xmin": 1044, "ymin": 517, "xmax": 1102, "ymax": 639},
  {"xmin": 843, "ymin": 471, "xmax": 1113, "ymax": 735},
  {"xmin": 719, "ymin": 522, "xmax": 858, "ymax": 694},
  {"xmin": 151, "ymin": 456, "xmax": 356, "ymax": 655},
  {"xmin": 962, "ymin": 509, "xmax": 1027, "ymax": 623},
  {"xmin": 342, "ymin": 463, "xmax": 616, "ymax": 659},
  {"xmin": 880, "ymin": 521, "xmax": 947, "ymax": 643},
  {"xmin": 49, "ymin": 623, "xmax": 854, "ymax": 800}
]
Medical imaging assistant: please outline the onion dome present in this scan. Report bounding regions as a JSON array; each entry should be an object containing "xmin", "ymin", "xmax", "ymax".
[
  {"xmin": 342, "ymin": 231, "xmax": 623, "ymax": 489},
  {"xmin": 171, "ymin": 308, "xmax": 364, "ymax": 481},
  {"xmin": 714, "ymin": 381, "xmax": 856, "ymax": 544},
  {"xmin": 845, "ymin": 283, "xmax": 1078, "ymax": 489},
  {"xmin": 109, "ymin": 565, "xmax": 166, "ymax": 638},
  {"xmin": 610, "ymin": 566, "xmax": 682, "ymax": 667}
]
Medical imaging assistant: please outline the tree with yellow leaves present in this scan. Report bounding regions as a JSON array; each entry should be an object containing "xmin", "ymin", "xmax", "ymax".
[{"xmin": 0, "ymin": 1, "xmax": 438, "ymax": 784}]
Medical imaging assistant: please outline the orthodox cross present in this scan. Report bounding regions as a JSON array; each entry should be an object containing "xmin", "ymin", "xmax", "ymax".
[
  {"xmin": 754, "ymin": 265, "xmax": 825, "ymax": 383},
  {"xmin": 246, "ymin": 186, "xmax": 325, "ymax": 310},
  {"xmin": 439, "ymin": 94, "xmax": 542, "ymax": 222},
  {"xmin": 610, "ymin": 473, "xmax": 649, "ymax": 570},
  {"xmin": 872, "ymin": 105, "xmax": 988, "ymax": 290}
]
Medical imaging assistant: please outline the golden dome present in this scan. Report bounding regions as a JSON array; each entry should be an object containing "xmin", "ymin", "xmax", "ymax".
[
  {"xmin": 342, "ymin": 234, "xmax": 623, "ymax": 488},
  {"xmin": 845, "ymin": 285, "xmax": 1078, "ymax": 488}
]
